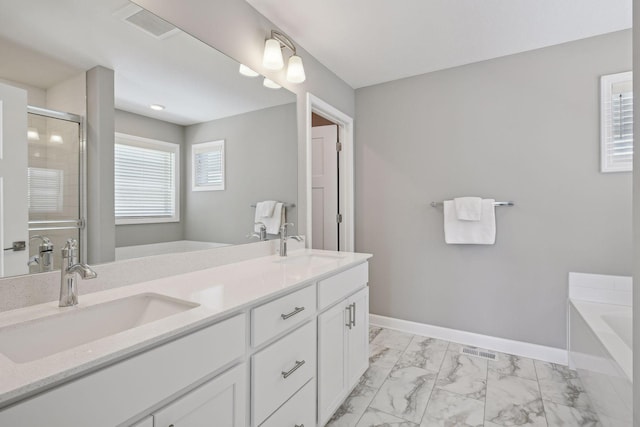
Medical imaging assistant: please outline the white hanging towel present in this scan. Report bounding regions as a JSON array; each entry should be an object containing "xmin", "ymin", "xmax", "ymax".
[
  {"xmin": 256, "ymin": 200, "xmax": 277, "ymax": 218},
  {"xmin": 255, "ymin": 202, "xmax": 283, "ymax": 234},
  {"xmin": 444, "ymin": 198, "xmax": 496, "ymax": 244},
  {"xmin": 454, "ymin": 197, "xmax": 482, "ymax": 221}
]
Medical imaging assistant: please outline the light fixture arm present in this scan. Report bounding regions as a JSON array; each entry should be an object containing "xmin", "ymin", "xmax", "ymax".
[{"xmin": 271, "ymin": 30, "xmax": 297, "ymax": 55}]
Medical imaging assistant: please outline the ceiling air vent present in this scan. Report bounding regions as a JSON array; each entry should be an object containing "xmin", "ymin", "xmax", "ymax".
[{"xmin": 115, "ymin": 4, "xmax": 180, "ymax": 40}]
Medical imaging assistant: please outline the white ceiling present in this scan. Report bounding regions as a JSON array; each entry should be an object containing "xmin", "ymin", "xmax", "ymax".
[
  {"xmin": 247, "ymin": 0, "xmax": 632, "ymax": 89},
  {"xmin": 0, "ymin": 0, "xmax": 295, "ymax": 125}
]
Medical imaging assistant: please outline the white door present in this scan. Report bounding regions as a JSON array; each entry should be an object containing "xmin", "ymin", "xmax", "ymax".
[
  {"xmin": 347, "ymin": 287, "xmax": 370, "ymax": 387},
  {"xmin": 153, "ymin": 363, "xmax": 247, "ymax": 427},
  {"xmin": 317, "ymin": 300, "xmax": 348, "ymax": 426},
  {"xmin": 311, "ymin": 124, "xmax": 339, "ymax": 250},
  {"xmin": 0, "ymin": 82, "xmax": 28, "ymax": 277}
]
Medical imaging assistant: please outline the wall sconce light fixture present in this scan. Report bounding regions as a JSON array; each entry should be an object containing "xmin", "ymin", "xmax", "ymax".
[{"xmin": 262, "ymin": 30, "xmax": 306, "ymax": 83}]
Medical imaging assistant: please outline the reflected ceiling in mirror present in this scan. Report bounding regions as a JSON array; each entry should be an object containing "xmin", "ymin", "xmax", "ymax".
[
  {"xmin": 0, "ymin": 0, "xmax": 297, "ymax": 277},
  {"xmin": 0, "ymin": 0, "xmax": 295, "ymax": 124}
]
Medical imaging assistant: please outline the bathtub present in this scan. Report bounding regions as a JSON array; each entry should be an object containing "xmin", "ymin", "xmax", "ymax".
[
  {"xmin": 115, "ymin": 240, "xmax": 231, "ymax": 260},
  {"xmin": 568, "ymin": 273, "xmax": 632, "ymax": 427}
]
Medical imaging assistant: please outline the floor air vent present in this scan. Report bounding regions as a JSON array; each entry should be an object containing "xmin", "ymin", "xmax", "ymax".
[{"xmin": 461, "ymin": 346, "xmax": 497, "ymax": 361}]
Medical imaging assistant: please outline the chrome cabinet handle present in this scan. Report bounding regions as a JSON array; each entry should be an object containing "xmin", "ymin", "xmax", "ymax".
[
  {"xmin": 351, "ymin": 302, "xmax": 356, "ymax": 327},
  {"xmin": 281, "ymin": 306, "xmax": 305, "ymax": 320},
  {"xmin": 282, "ymin": 360, "xmax": 305, "ymax": 378},
  {"xmin": 345, "ymin": 305, "xmax": 352, "ymax": 329}
]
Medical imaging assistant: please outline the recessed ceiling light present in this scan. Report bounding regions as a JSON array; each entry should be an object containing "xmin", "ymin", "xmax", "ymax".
[{"xmin": 150, "ymin": 104, "xmax": 165, "ymax": 111}]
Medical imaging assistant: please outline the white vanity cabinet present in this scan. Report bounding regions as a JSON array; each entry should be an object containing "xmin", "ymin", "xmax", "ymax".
[
  {"xmin": 0, "ymin": 255, "xmax": 371, "ymax": 427},
  {"xmin": 152, "ymin": 363, "xmax": 247, "ymax": 427},
  {"xmin": 317, "ymin": 266, "xmax": 369, "ymax": 426}
]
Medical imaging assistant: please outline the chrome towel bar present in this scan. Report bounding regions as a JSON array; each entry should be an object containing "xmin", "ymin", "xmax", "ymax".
[{"xmin": 430, "ymin": 201, "xmax": 514, "ymax": 207}]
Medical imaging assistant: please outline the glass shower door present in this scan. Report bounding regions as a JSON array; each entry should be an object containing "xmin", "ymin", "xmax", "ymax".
[{"xmin": 27, "ymin": 107, "xmax": 83, "ymax": 273}]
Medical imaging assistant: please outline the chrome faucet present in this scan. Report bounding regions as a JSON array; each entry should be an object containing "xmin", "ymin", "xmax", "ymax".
[
  {"xmin": 279, "ymin": 223, "xmax": 303, "ymax": 257},
  {"xmin": 28, "ymin": 235, "xmax": 54, "ymax": 272},
  {"xmin": 59, "ymin": 239, "xmax": 97, "ymax": 307},
  {"xmin": 247, "ymin": 222, "xmax": 268, "ymax": 241}
]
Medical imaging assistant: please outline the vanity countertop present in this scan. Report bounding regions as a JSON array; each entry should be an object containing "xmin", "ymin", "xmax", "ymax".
[{"xmin": 0, "ymin": 249, "xmax": 371, "ymax": 408}]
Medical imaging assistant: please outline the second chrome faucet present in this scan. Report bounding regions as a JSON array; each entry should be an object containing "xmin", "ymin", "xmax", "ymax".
[{"xmin": 279, "ymin": 223, "xmax": 303, "ymax": 257}]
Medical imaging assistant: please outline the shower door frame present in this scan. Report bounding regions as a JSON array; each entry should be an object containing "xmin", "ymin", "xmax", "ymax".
[{"xmin": 27, "ymin": 105, "xmax": 87, "ymax": 263}]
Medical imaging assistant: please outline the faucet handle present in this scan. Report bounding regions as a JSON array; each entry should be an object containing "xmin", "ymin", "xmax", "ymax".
[
  {"xmin": 254, "ymin": 221, "xmax": 267, "ymax": 229},
  {"xmin": 62, "ymin": 238, "xmax": 79, "ymax": 259}
]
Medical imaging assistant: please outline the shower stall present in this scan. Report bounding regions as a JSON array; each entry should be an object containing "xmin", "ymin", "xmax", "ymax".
[{"xmin": 26, "ymin": 106, "xmax": 85, "ymax": 273}]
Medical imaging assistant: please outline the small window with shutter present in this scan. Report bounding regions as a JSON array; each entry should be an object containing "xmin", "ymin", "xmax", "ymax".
[
  {"xmin": 192, "ymin": 140, "xmax": 225, "ymax": 191},
  {"xmin": 114, "ymin": 133, "xmax": 180, "ymax": 224},
  {"xmin": 601, "ymin": 71, "xmax": 633, "ymax": 173}
]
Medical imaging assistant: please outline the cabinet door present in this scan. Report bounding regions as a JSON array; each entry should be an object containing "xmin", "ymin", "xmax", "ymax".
[
  {"xmin": 347, "ymin": 287, "xmax": 369, "ymax": 387},
  {"xmin": 153, "ymin": 363, "xmax": 247, "ymax": 427},
  {"xmin": 317, "ymin": 300, "xmax": 349, "ymax": 426}
]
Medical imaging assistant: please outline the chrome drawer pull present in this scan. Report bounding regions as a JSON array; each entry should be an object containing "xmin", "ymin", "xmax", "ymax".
[
  {"xmin": 345, "ymin": 305, "xmax": 352, "ymax": 329},
  {"xmin": 294, "ymin": 425, "xmax": 304, "ymax": 427},
  {"xmin": 281, "ymin": 306, "xmax": 305, "ymax": 320},
  {"xmin": 351, "ymin": 302, "xmax": 356, "ymax": 327},
  {"xmin": 282, "ymin": 360, "xmax": 305, "ymax": 378}
]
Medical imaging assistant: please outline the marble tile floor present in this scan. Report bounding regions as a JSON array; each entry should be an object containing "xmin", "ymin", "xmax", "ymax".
[{"xmin": 326, "ymin": 326, "xmax": 601, "ymax": 427}]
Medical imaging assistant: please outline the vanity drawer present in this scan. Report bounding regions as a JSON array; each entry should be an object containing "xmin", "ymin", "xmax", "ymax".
[
  {"xmin": 318, "ymin": 262, "xmax": 368, "ymax": 310},
  {"xmin": 252, "ymin": 320, "xmax": 316, "ymax": 426},
  {"xmin": 251, "ymin": 284, "xmax": 316, "ymax": 347},
  {"xmin": 259, "ymin": 379, "xmax": 316, "ymax": 427}
]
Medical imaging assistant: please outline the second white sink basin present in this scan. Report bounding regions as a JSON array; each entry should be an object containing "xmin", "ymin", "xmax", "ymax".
[
  {"xmin": 0, "ymin": 293, "xmax": 199, "ymax": 363},
  {"xmin": 274, "ymin": 252, "xmax": 345, "ymax": 266}
]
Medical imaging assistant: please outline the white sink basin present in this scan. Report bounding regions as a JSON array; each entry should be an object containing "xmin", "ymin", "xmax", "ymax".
[
  {"xmin": 0, "ymin": 293, "xmax": 199, "ymax": 363},
  {"xmin": 274, "ymin": 253, "xmax": 345, "ymax": 266}
]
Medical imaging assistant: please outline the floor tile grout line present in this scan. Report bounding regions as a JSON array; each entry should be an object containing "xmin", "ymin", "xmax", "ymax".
[
  {"xmin": 533, "ymin": 358, "xmax": 551, "ymax": 427},
  {"xmin": 416, "ymin": 337, "xmax": 454, "ymax": 426},
  {"xmin": 482, "ymin": 354, "xmax": 490, "ymax": 426}
]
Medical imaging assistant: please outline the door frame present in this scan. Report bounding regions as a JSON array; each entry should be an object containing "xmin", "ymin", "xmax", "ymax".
[{"xmin": 305, "ymin": 93, "xmax": 354, "ymax": 251}]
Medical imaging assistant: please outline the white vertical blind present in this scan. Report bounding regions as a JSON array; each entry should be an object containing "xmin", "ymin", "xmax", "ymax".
[
  {"xmin": 27, "ymin": 167, "xmax": 64, "ymax": 213},
  {"xmin": 192, "ymin": 140, "xmax": 225, "ymax": 191},
  {"xmin": 601, "ymin": 71, "xmax": 633, "ymax": 172},
  {"xmin": 114, "ymin": 134, "xmax": 179, "ymax": 223}
]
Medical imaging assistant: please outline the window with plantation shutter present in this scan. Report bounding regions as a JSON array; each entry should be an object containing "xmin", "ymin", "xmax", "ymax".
[
  {"xmin": 27, "ymin": 167, "xmax": 64, "ymax": 213},
  {"xmin": 114, "ymin": 133, "xmax": 180, "ymax": 224},
  {"xmin": 192, "ymin": 140, "xmax": 225, "ymax": 191},
  {"xmin": 601, "ymin": 71, "xmax": 633, "ymax": 172}
]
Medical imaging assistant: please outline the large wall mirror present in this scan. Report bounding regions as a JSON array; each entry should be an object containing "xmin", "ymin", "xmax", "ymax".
[{"xmin": 0, "ymin": 0, "xmax": 297, "ymax": 279}]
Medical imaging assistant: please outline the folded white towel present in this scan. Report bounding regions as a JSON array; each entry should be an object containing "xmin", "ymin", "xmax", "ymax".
[
  {"xmin": 444, "ymin": 199, "xmax": 496, "ymax": 244},
  {"xmin": 256, "ymin": 200, "xmax": 277, "ymax": 218},
  {"xmin": 454, "ymin": 197, "xmax": 482, "ymax": 221},
  {"xmin": 255, "ymin": 202, "xmax": 283, "ymax": 234}
]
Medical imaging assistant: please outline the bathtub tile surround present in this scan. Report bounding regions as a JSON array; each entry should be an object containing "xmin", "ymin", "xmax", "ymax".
[
  {"xmin": 568, "ymin": 272, "xmax": 632, "ymax": 306},
  {"xmin": 327, "ymin": 327, "xmax": 602, "ymax": 427}
]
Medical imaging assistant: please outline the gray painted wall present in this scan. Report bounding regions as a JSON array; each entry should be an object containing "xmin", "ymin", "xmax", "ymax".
[
  {"xmin": 355, "ymin": 30, "xmax": 633, "ymax": 349},
  {"xmin": 184, "ymin": 103, "xmax": 297, "ymax": 244},
  {"xmin": 114, "ymin": 109, "xmax": 186, "ymax": 247}
]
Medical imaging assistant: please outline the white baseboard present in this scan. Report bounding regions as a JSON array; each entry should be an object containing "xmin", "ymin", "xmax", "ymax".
[{"xmin": 370, "ymin": 314, "xmax": 568, "ymax": 366}]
